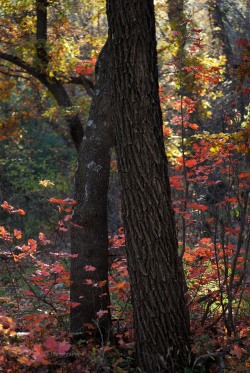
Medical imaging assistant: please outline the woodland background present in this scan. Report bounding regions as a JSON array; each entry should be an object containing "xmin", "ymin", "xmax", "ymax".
[{"xmin": 0, "ymin": 0, "xmax": 249, "ymax": 372}]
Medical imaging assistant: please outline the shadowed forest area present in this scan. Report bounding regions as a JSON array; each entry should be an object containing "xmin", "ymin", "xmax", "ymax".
[{"xmin": 0, "ymin": 0, "xmax": 249, "ymax": 372}]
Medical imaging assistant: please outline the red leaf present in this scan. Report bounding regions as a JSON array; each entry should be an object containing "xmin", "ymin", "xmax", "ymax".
[
  {"xmin": 96, "ymin": 309, "xmax": 108, "ymax": 318},
  {"xmin": 185, "ymin": 159, "xmax": 197, "ymax": 168},
  {"xmin": 57, "ymin": 341, "xmax": 71, "ymax": 355},
  {"xmin": 76, "ymin": 65, "xmax": 94, "ymax": 75},
  {"xmin": 70, "ymin": 302, "xmax": 81, "ymax": 308},
  {"xmin": 69, "ymin": 253, "xmax": 79, "ymax": 258},
  {"xmin": 76, "ymin": 65, "xmax": 84, "ymax": 74},
  {"xmin": 44, "ymin": 336, "xmax": 57, "ymax": 351},
  {"xmin": 44, "ymin": 336, "xmax": 71, "ymax": 355},
  {"xmin": 23, "ymin": 290, "xmax": 35, "ymax": 296},
  {"xmin": 82, "ymin": 67, "xmax": 94, "ymax": 75},
  {"xmin": 170, "ymin": 175, "xmax": 183, "ymax": 190},
  {"xmin": 230, "ymin": 344, "xmax": 244, "ymax": 359},
  {"xmin": 84, "ymin": 279, "xmax": 93, "ymax": 285},
  {"xmin": 189, "ymin": 203, "xmax": 208, "ymax": 211},
  {"xmin": 191, "ymin": 28, "xmax": 202, "ymax": 33},
  {"xmin": 225, "ymin": 197, "xmax": 237, "ymax": 204},
  {"xmin": 171, "ymin": 115, "xmax": 181, "ymax": 124},
  {"xmin": 84, "ymin": 265, "xmax": 96, "ymax": 272}
]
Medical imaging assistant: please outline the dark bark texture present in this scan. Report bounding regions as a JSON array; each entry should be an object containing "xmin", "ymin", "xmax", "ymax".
[
  {"xmin": 107, "ymin": 0, "xmax": 190, "ymax": 371},
  {"xmin": 70, "ymin": 40, "xmax": 113, "ymax": 341}
]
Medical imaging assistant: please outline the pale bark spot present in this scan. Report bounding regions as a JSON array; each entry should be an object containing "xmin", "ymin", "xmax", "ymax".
[
  {"xmin": 87, "ymin": 120, "xmax": 96, "ymax": 128},
  {"xmin": 87, "ymin": 161, "xmax": 102, "ymax": 172},
  {"xmin": 84, "ymin": 184, "xmax": 89, "ymax": 200}
]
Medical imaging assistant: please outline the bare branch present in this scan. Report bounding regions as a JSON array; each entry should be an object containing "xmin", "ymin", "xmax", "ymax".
[
  {"xmin": 68, "ymin": 75, "xmax": 95, "ymax": 97},
  {"xmin": 0, "ymin": 51, "xmax": 46, "ymax": 82}
]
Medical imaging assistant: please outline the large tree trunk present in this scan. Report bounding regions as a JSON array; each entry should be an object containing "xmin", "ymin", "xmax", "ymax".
[
  {"xmin": 70, "ymin": 40, "xmax": 113, "ymax": 342},
  {"xmin": 107, "ymin": 0, "xmax": 190, "ymax": 371}
]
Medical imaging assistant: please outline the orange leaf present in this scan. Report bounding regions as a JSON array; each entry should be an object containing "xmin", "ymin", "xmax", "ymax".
[
  {"xmin": 200, "ymin": 237, "xmax": 211, "ymax": 244},
  {"xmin": 116, "ymin": 282, "xmax": 127, "ymax": 289},
  {"xmin": 225, "ymin": 197, "xmax": 237, "ymax": 204},
  {"xmin": 33, "ymin": 343, "xmax": 44, "ymax": 355},
  {"xmin": 84, "ymin": 323, "xmax": 95, "ymax": 329},
  {"xmin": 188, "ymin": 123, "xmax": 199, "ymax": 130},
  {"xmin": 49, "ymin": 198, "xmax": 76, "ymax": 205},
  {"xmin": 98, "ymin": 280, "xmax": 107, "ymax": 287},
  {"xmin": 1, "ymin": 201, "xmax": 14, "ymax": 211},
  {"xmin": 12, "ymin": 209, "xmax": 25, "ymax": 215},
  {"xmin": 28, "ymin": 239, "xmax": 37, "ymax": 251},
  {"xmin": 239, "ymin": 172, "xmax": 250, "ymax": 180},
  {"xmin": 163, "ymin": 127, "xmax": 171, "ymax": 136},
  {"xmin": 14, "ymin": 229, "xmax": 22, "ymax": 239},
  {"xmin": 103, "ymin": 345, "xmax": 114, "ymax": 352}
]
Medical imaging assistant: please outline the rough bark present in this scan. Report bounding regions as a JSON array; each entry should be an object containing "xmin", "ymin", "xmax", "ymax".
[
  {"xmin": 70, "ymin": 40, "xmax": 113, "ymax": 341},
  {"xmin": 107, "ymin": 0, "xmax": 191, "ymax": 371}
]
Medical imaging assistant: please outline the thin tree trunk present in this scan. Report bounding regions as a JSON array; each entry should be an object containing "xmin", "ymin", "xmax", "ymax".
[
  {"xmin": 107, "ymin": 0, "xmax": 190, "ymax": 371},
  {"xmin": 70, "ymin": 40, "xmax": 114, "ymax": 342}
]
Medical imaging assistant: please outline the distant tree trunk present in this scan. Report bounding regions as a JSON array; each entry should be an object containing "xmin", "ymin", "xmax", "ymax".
[
  {"xmin": 168, "ymin": 0, "xmax": 186, "ymax": 51},
  {"xmin": 70, "ymin": 40, "xmax": 113, "ymax": 342},
  {"xmin": 107, "ymin": 0, "xmax": 191, "ymax": 371},
  {"xmin": 167, "ymin": 0, "xmax": 190, "ymax": 96},
  {"xmin": 208, "ymin": 0, "xmax": 233, "ymax": 71}
]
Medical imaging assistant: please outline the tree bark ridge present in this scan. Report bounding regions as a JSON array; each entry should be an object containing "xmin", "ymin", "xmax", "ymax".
[{"xmin": 107, "ymin": 0, "xmax": 190, "ymax": 371}]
